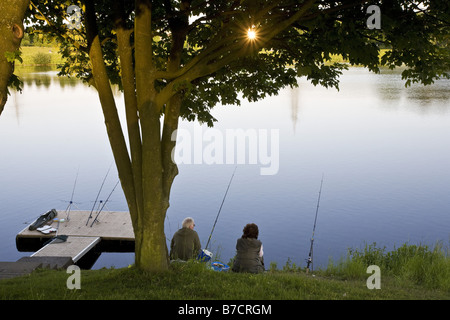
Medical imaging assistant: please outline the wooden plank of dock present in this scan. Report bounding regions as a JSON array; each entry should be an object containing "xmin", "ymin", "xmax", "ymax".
[
  {"xmin": 17, "ymin": 210, "xmax": 134, "ymax": 241},
  {"xmin": 31, "ymin": 236, "xmax": 101, "ymax": 263}
]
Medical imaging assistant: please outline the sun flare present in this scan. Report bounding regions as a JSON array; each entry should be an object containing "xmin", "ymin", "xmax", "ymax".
[{"xmin": 247, "ymin": 28, "xmax": 257, "ymax": 40}]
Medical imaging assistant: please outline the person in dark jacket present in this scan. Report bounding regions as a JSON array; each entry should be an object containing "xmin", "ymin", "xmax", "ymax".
[
  {"xmin": 170, "ymin": 217, "xmax": 202, "ymax": 261},
  {"xmin": 232, "ymin": 223, "xmax": 265, "ymax": 273}
]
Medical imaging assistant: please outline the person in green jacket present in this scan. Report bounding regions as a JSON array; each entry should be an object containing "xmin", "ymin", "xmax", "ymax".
[
  {"xmin": 170, "ymin": 217, "xmax": 202, "ymax": 261},
  {"xmin": 232, "ymin": 223, "xmax": 265, "ymax": 273}
]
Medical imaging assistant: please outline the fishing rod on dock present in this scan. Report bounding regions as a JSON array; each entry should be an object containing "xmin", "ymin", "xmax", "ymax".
[
  {"xmin": 204, "ymin": 166, "xmax": 237, "ymax": 251},
  {"xmin": 86, "ymin": 165, "xmax": 112, "ymax": 226},
  {"xmin": 65, "ymin": 168, "xmax": 79, "ymax": 222},
  {"xmin": 306, "ymin": 174, "xmax": 324, "ymax": 274},
  {"xmin": 90, "ymin": 180, "xmax": 120, "ymax": 227}
]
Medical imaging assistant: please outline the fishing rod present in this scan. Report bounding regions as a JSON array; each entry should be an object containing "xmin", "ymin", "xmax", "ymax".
[
  {"xmin": 90, "ymin": 180, "xmax": 120, "ymax": 227},
  {"xmin": 205, "ymin": 166, "xmax": 237, "ymax": 250},
  {"xmin": 65, "ymin": 168, "xmax": 79, "ymax": 222},
  {"xmin": 86, "ymin": 165, "xmax": 112, "ymax": 226},
  {"xmin": 306, "ymin": 174, "xmax": 324, "ymax": 273}
]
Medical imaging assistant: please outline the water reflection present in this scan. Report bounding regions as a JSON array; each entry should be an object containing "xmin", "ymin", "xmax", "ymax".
[
  {"xmin": 15, "ymin": 66, "xmax": 79, "ymax": 89},
  {"xmin": 9, "ymin": 66, "xmax": 124, "ymax": 125},
  {"xmin": 1, "ymin": 67, "xmax": 449, "ymax": 270},
  {"xmin": 290, "ymin": 86, "xmax": 300, "ymax": 133},
  {"xmin": 374, "ymin": 67, "xmax": 450, "ymax": 115},
  {"xmin": 12, "ymin": 66, "xmax": 450, "ymax": 118}
]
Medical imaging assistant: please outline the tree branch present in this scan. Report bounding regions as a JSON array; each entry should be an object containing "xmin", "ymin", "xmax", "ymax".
[
  {"xmin": 29, "ymin": 1, "xmax": 87, "ymax": 53},
  {"xmin": 84, "ymin": 0, "xmax": 138, "ymax": 225},
  {"xmin": 134, "ymin": 0, "xmax": 165, "ymax": 224},
  {"xmin": 135, "ymin": 0, "xmax": 156, "ymax": 109},
  {"xmin": 263, "ymin": 0, "xmax": 318, "ymax": 44},
  {"xmin": 114, "ymin": 0, "xmax": 143, "ymax": 227},
  {"xmin": 155, "ymin": 0, "xmax": 319, "ymax": 106},
  {"xmin": 161, "ymin": 0, "xmax": 190, "ymax": 200}
]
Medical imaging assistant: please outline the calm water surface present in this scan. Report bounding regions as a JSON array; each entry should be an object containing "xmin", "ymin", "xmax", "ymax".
[{"xmin": 0, "ymin": 67, "xmax": 449, "ymax": 270}]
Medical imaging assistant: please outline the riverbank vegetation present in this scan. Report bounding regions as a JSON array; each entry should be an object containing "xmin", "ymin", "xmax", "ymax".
[
  {"xmin": 17, "ymin": 42, "xmax": 390, "ymax": 68},
  {"xmin": 17, "ymin": 28, "xmax": 391, "ymax": 68},
  {"xmin": 0, "ymin": 242, "xmax": 448, "ymax": 300},
  {"xmin": 16, "ymin": 34, "xmax": 62, "ymax": 66}
]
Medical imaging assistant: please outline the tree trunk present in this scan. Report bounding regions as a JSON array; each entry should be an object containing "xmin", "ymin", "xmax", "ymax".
[
  {"xmin": 0, "ymin": 0, "xmax": 29, "ymax": 114},
  {"xmin": 86, "ymin": 0, "xmax": 179, "ymax": 272},
  {"xmin": 134, "ymin": 199, "xmax": 170, "ymax": 271}
]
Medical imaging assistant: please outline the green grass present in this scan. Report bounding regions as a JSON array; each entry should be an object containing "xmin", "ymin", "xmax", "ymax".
[
  {"xmin": 326, "ymin": 49, "xmax": 391, "ymax": 65},
  {"xmin": 17, "ymin": 46, "xmax": 64, "ymax": 66},
  {"xmin": 325, "ymin": 242, "xmax": 450, "ymax": 291},
  {"xmin": 1, "ymin": 243, "xmax": 448, "ymax": 300}
]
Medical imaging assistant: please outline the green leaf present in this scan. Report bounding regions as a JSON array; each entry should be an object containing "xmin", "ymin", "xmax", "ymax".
[
  {"xmin": 4, "ymin": 50, "xmax": 23, "ymax": 64},
  {"xmin": 7, "ymin": 73, "xmax": 23, "ymax": 94}
]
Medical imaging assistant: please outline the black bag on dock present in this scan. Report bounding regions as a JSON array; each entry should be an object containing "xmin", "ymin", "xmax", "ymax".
[{"xmin": 29, "ymin": 209, "xmax": 58, "ymax": 231}]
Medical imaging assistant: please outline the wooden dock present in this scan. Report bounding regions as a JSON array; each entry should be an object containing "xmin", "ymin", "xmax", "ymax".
[
  {"xmin": 31, "ymin": 236, "xmax": 101, "ymax": 263},
  {"xmin": 16, "ymin": 210, "xmax": 135, "ymax": 268}
]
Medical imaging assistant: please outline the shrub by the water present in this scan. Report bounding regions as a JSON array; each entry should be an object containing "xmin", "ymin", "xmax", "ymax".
[
  {"xmin": 325, "ymin": 242, "xmax": 450, "ymax": 290},
  {"xmin": 32, "ymin": 52, "xmax": 52, "ymax": 65}
]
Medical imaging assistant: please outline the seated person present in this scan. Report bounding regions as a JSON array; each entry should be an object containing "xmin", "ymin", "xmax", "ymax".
[
  {"xmin": 170, "ymin": 217, "xmax": 201, "ymax": 261},
  {"xmin": 232, "ymin": 223, "xmax": 265, "ymax": 273}
]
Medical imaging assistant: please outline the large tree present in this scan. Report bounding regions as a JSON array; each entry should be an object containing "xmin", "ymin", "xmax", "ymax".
[
  {"xmin": 1, "ymin": 0, "xmax": 449, "ymax": 271},
  {"xmin": 0, "ymin": 0, "xmax": 29, "ymax": 114}
]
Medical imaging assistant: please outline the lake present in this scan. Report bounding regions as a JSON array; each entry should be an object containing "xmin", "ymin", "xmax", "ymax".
[{"xmin": 0, "ymin": 66, "xmax": 449, "ymax": 270}]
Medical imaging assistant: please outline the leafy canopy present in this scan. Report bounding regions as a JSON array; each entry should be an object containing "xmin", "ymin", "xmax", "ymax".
[{"xmin": 25, "ymin": 0, "xmax": 450, "ymax": 125}]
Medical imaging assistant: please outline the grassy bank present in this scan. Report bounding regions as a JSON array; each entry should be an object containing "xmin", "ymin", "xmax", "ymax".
[
  {"xmin": 327, "ymin": 48, "xmax": 391, "ymax": 65},
  {"xmin": 0, "ymin": 243, "xmax": 448, "ymax": 300},
  {"xmin": 16, "ymin": 46, "xmax": 390, "ymax": 68},
  {"xmin": 18, "ymin": 46, "xmax": 63, "ymax": 66}
]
